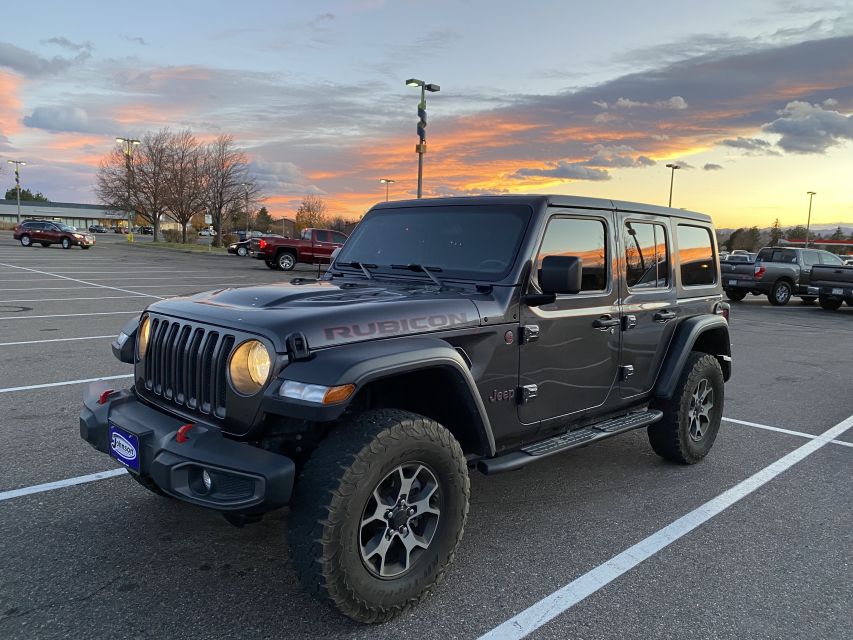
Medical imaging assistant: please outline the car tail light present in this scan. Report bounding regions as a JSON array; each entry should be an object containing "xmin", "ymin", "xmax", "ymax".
[
  {"xmin": 259, "ymin": 239, "xmax": 267, "ymax": 250},
  {"xmin": 754, "ymin": 265, "xmax": 766, "ymax": 279}
]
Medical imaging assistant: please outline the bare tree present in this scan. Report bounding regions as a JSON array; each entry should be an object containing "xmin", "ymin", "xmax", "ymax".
[
  {"xmin": 295, "ymin": 195, "xmax": 328, "ymax": 232},
  {"xmin": 201, "ymin": 135, "xmax": 258, "ymax": 247},
  {"xmin": 163, "ymin": 130, "xmax": 205, "ymax": 243}
]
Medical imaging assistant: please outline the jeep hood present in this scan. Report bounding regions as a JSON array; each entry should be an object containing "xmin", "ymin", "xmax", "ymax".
[{"xmin": 144, "ymin": 280, "xmax": 484, "ymax": 352}]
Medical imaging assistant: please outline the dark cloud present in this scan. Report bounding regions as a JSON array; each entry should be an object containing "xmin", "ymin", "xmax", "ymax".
[
  {"xmin": 0, "ymin": 41, "xmax": 90, "ymax": 76},
  {"xmin": 587, "ymin": 144, "xmax": 656, "ymax": 168},
  {"xmin": 22, "ymin": 105, "xmax": 119, "ymax": 134},
  {"xmin": 719, "ymin": 136, "xmax": 779, "ymax": 155},
  {"xmin": 703, "ymin": 163, "xmax": 724, "ymax": 170},
  {"xmin": 513, "ymin": 161, "xmax": 611, "ymax": 181},
  {"xmin": 596, "ymin": 96, "xmax": 688, "ymax": 110},
  {"xmin": 42, "ymin": 37, "xmax": 94, "ymax": 53},
  {"xmin": 124, "ymin": 36, "xmax": 148, "ymax": 46},
  {"xmin": 248, "ymin": 160, "xmax": 325, "ymax": 196},
  {"xmin": 762, "ymin": 100, "xmax": 853, "ymax": 153}
]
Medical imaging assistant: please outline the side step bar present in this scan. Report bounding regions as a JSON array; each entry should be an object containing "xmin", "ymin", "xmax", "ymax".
[{"xmin": 478, "ymin": 410, "xmax": 663, "ymax": 475}]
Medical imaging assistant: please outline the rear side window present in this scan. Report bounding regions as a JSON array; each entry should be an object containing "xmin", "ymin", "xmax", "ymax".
[
  {"xmin": 677, "ymin": 225, "xmax": 716, "ymax": 286},
  {"xmin": 624, "ymin": 222, "xmax": 669, "ymax": 289},
  {"xmin": 24, "ymin": 221, "xmax": 43, "ymax": 230},
  {"xmin": 757, "ymin": 248, "xmax": 796, "ymax": 263},
  {"xmin": 802, "ymin": 251, "xmax": 820, "ymax": 266},
  {"xmin": 537, "ymin": 217, "xmax": 608, "ymax": 292}
]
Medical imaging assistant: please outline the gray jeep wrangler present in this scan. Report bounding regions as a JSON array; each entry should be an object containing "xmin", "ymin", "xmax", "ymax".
[{"xmin": 81, "ymin": 195, "xmax": 731, "ymax": 622}]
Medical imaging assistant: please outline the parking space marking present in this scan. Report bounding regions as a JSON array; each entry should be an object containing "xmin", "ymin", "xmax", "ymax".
[
  {"xmin": 0, "ymin": 469, "xmax": 127, "ymax": 503},
  {"xmin": 478, "ymin": 413, "xmax": 853, "ymax": 640},
  {"xmin": 0, "ymin": 335, "xmax": 114, "ymax": 347},
  {"xmin": 0, "ymin": 310, "xmax": 140, "ymax": 321},
  {"xmin": 0, "ymin": 262, "xmax": 166, "ymax": 300},
  {"xmin": 0, "ymin": 295, "xmax": 151, "ymax": 303},
  {"xmin": 0, "ymin": 374, "xmax": 133, "ymax": 394},
  {"xmin": 724, "ymin": 417, "xmax": 853, "ymax": 449}
]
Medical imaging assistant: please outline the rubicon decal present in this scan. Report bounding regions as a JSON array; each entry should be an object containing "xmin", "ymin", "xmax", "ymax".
[{"xmin": 324, "ymin": 313, "xmax": 470, "ymax": 341}]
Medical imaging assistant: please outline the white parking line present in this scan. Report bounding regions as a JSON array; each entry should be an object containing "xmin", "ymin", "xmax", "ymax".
[
  {"xmin": 0, "ymin": 335, "xmax": 115, "ymax": 347},
  {"xmin": 0, "ymin": 295, "xmax": 151, "ymax": 303},
  {"xmin": 0, "ymin": 262, "xmax": 165, "ymax": 300},
  {"xmin": 0, "ymin": 310, "xmax": 140, "ymax": 321},
  {"xmin": 0, "ymin": 275, "xmax": 248, "ymax": 282},
  {"xmin": 0, "ymin": 374, "xmax": 133, "ymax": 394},
  {"xmin": 0, "ymin": 469, "xmax": 127, "ymax": 503},
  {"xmin": 478, "ymin": 413, "xmax": 853, "ymax": 640},
  {"xmin": 723, "ymin": 417, "xmax": 853, "ymax": 449}
]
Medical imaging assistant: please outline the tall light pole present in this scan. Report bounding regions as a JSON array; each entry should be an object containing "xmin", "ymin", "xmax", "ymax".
[
  {"xmin": 116, "ymin": 137, "xmax": 140, "ymax": 241},
  {"xmin": 665, "ymin": 163, "xmax": 681, "ymax": 207},
  {"xmin": 406, "ymin": 78, "xmax": 440, "ymax": 198},
  {"xmin": 241, "ymin": 182, "xmax": 251, "ymax": 236},
  {"xmin": 6, "ymin": 160, "xmax": 26, "ymax": 224},
  {"xmin": 379, "ymin": 178, "xmax": 395, "ymax": 202},
  {"xmin": 805, "ymin": 191, "xmax": 816, "ymax": 248}
]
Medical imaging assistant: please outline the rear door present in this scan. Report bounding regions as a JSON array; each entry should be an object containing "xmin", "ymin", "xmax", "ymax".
[
  {"xmin": 518, "ymin": 210, "xmax": 620, "ymax": 426},
  {"xmin": 618, "ymin": 215, "xmax": 678, "ymax": 398}
]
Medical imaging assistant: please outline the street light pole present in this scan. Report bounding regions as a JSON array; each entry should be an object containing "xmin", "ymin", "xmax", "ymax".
[
  {"xmin": 6, "ymin": 160, "xmax": 26, "ymax": 224},
  {"xmin": 665, "ymin": 163, "xmax": 681, "ymax": 207},
  {"xmin": 379, "ymin": 178, "xmax": 395, "ymax": 202},
  {"xmin": 805, "ymin": 191, "xmax": 816, "ymax": 248},
  {"xmin": 406, "ymin": 79, "xmax": 440, "ymax": 198},
  {"xmin": 116, "ymin": 137, "xmax": 140, "ymax": 241}
]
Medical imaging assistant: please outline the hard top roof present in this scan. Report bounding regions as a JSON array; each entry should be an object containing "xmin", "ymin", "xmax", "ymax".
[{"xmin": 370, "ymin": 194, "xmax": 712, "ymax": 223}]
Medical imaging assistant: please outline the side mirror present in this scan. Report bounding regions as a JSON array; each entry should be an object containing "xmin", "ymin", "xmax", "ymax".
[{"xmin": 540, "ymin": 255, "xmax": 582, "ymax": 294}]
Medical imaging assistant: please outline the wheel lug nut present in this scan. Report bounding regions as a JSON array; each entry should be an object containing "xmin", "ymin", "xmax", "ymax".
[
  {"xmin": 399, "ymin": 526, "xmax": 408, "ymax": 536},
  {"xmin": 384, "ymin": 510, "xmax": 392, "ymax": 520},
  {"xmin": 407, "ymin": 507, "xmax": 415, "ymax": 516}
]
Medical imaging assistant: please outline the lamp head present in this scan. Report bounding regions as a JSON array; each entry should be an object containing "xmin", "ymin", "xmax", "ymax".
[
  {"xmin": 666, "ymin": 163, "xmax": 681, "ymax": 170},
  {"xmin": 424, "ymin": 83, "xmax": 440, "ymax": 92},
  {"xmin": 405, "ymin": 78, "xmax": 423, "ymax": 87}
]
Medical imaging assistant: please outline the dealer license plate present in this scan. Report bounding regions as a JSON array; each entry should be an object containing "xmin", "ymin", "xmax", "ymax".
[
  {"xmin": 832, "ymin": 288, "xmax": 843, "ymax": 295},
  {"xmin": 728, "ymin": 279, "xmax": 737, "ymax": 286},
  {"xmin": 109, "ymin": 424, "xmax": 140, "ymax": 472}
]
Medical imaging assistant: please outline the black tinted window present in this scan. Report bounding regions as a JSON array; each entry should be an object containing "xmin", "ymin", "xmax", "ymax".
[
  {"xmin": 331, "ymin": 232, "xmax": 347, "ymax": 244},
  {"xmin": 537, "ymin": 217, "xmax": 608, "ymax": 291},
  {"xmin": 624, "ymin": 222, "xmax": 669, "ymax": 289},
  {"xmin": 677, "ymin": 225, "xmax": 716, "ymax": 286},
  {"xmin": 335, "ymin": 205, "xmax": 531, "ymax": 281},
  {"xmin": 23, "ymin": 221, "xmax": 42, "ymax": 229},
  {"xmin": 757, "ymin": 248, "xmax": 796, "ymax": 263}
]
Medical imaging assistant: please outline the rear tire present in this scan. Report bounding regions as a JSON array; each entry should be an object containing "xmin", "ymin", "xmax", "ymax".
[
  {"xmin": 277, "ymin": 251, "xmax": 296, "ymax": 271},
  {"xmin": 237, "ymin": 246, "xmax": 248, "ymax": 257},
  {"xmin": 61, "ymin": 237, "xmax": 71, "ymax": 250},
  {"xmin": 288, "ymin": 409, "xmax": 469, "ymax": 623},
  {"xmin": 819, "ymin": 296, "xmax": 843, "ymax": 311},
  {"xmin": 768, "ymin": 280, "xmax": 792, "ymax": 306},
  {"xmin": 20, "ymin": 235, "xmax": 32, "ymax": 247},
  {"xmin": 725, "ymin": 289, "xmax": 747, "ymax": 301},
  {"xmin": 649, "ymin": 353, "xmax": 724, "ymax": 464}
]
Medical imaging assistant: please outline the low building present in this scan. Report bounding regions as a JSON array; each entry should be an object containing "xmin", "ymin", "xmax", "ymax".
[{"xmin": 0, "ymin": 199, "xmax": 130, "ymax": 229}]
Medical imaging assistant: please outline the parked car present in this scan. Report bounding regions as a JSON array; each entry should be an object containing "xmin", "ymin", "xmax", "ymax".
[
  {"xmin": 81, "ymin": 194, "xmax": 730, "ymax": 623},
  {"xmin": 721, "ymin": 254, "xmax": 751, "ymax": 263},
  {"xmin": 839, "ymin": 254, "xmax": 853, "ymax": 266},
  {"xmin": 88, "ymin": 225, "xmax": 109, "ymax": 234},
  {"xmin": 721, "ymin": 246, "xmax": 844, "ymax": 305},
  {"xmin": 227, "ymin": 239, "xmax": 251, "ymax": 256},
  {"xmin": 112, "ymin": 226, "xmax": 128, "ymax": 234},
  {"xmin": 252, "ymin": 227, "xmax": 348, "ymax": 270},
  {"xmin": 140, "ymin": 226, "xmax": 154, "ymax": 235},
  {"xmin": 808, "ymin": 264, "xmax": 853, "ymax": 310},
  {"xmin": 13, "ymin": 220, "xmax": 95, "ymax": 249},
  {"xmin": 198, "ymin": 228, "xmax": 218, "ymax": 237}
]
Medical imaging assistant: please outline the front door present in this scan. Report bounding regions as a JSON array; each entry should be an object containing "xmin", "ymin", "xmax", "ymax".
[
  {"xmin": 518, "ymin": 211, "xmax": 621, "ymax": 427},
  {"xmin": 618, "ymin": 215, "xmax": 678, "ymax": 398}
]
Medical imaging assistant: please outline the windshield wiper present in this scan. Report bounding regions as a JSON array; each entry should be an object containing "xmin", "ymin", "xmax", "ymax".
[
  {"xmin": 391, "ymin": 263, "xmax": 443, "ymax": 287},
  {"xmin": 340, "ymin": 261, "xmax": 376, "ymax": 280}
]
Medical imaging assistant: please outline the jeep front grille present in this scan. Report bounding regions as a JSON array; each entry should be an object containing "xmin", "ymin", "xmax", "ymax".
[{"xmin": 143, "ymin": 318, "xmax": 235, "ymax": 418}]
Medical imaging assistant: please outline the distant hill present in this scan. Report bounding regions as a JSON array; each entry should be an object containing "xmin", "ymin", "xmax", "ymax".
[{"xmin": 716, "ymin": 222, "xmax": 853, "ymax": 236}]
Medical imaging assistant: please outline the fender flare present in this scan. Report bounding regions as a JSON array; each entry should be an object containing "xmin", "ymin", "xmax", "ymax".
[
  {"xmin": 654, "ymin": 315, "xmax": 731, "ymax": 400},
  {"xmin": 261, "ymin": 336, "xmax": 496, "ymax": 455}
]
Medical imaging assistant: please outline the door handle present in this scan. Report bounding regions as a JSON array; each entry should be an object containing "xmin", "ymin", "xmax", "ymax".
[
  {"xmin": 654, "ymin": 310, "xmax": 677, "ymax": 322},
  {"xmin": 592, "ymin": 316, "xmax": 620, "ymax": 330}
]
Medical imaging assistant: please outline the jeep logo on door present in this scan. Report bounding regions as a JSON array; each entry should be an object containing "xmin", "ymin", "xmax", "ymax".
[{"xmin": 489, "ymin": 388, "xmax": 515, "ymax": 403}]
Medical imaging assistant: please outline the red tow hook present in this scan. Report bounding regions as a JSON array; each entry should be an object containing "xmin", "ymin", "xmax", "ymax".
[
  {"xmin": 175, "ymin": 423, "xmax": 195, "ymax": 443},
  {"xmin": 97, "ymin": 389, "xmax": 116, "ymax": 405}
]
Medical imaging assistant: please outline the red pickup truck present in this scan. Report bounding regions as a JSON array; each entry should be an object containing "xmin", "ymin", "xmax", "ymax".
[{"xmin": 251, "ymin": 228, "xmax": 348, "ymax": 270}]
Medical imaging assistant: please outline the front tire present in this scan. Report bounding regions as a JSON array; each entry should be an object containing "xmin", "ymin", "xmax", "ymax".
[
  {"xmin": 725, "ymin": 289, "xmax": 747, "ymax": 301},
  {"xmin": 61, "ymin": 237, "xmax": 71, "ymax": 250},
  {"xmin": 289, "ymin": 409, "xmax": 469, "ymax": 623},
  {"xmin": 768, "ymin": 280, "xmax": 792, "ymax": 306},
  {"xmin": 819, "ymin": 296, "xmax": 843, "ymax": 311},
  {"xmin": 649, "ymin": 353, "xmax": 724, "ymax": 464}
]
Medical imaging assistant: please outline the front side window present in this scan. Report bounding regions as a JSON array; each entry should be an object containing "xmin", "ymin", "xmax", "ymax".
[
  {"xmin": 536, "ymin": 217, "xmax": 608, "ymax": 292},
  {"xmin": 802, "ymin": 250, "xmax": 820, "ymax": 266},
  {"xmin": 331, "ymin": 232, "xmax": 348, "ymax": 244},
  {"xmin": 677, "ymin": 224, "xmax": 716, "ymax": 286},
  {"xmin": 624, "ymin": 221, "xmax": 669, "ymax": 289}
]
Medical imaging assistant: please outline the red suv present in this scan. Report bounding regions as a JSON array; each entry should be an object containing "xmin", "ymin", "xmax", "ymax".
[{"xmin": 13, "ymin": 220, "xmax": 95, "ymax": 249}]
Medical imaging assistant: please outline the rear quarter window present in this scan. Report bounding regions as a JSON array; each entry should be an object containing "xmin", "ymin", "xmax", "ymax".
[{"xmin": 677, "ymin": 224, "xmax": 716, "ymax": 287}]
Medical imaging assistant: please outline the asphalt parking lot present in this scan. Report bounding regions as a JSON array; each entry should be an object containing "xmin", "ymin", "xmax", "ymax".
[{"xmin": 0, "ymin": 236, "xmax": 850, "ymax": 640}]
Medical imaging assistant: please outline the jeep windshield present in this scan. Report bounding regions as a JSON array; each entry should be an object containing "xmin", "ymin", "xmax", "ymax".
[{"xmin": 332, "ymin": 204, "xmax": 532, "ymax": 282}]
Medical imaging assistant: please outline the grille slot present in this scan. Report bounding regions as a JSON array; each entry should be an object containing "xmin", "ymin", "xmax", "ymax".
[{"xmin": 143, "ymin": 319, "xmax": 234, "ymax": 418}]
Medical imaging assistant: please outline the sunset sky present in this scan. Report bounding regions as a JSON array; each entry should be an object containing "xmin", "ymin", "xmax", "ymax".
[{"xmin": 1, "ymin": 0, "xmax": 852, "ymax": 228}]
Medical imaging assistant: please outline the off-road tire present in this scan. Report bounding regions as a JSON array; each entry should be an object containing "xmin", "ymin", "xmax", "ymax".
[
  {"xmin": 20, "ymin": 235, "xmax": 31, "ymax": 247},
  {"xmin": 819, "ymin": 296, "xmax": 842, "ymax": 311},
  {"xmin": 725, "ymin": 289, "xmax": 747, "ymax": 302},
  {"xmin": 288, "ymin": 409, "xmax": 469, "ymax": 623},
  {"xmin": 61, "ymin": 237, "xmax": 71, "ymax": 250},
  {"xmin": 649, "ymin": 352, "xmax": 724, "ymax": 464},
  {"xmin": 277, "ymin": 250, "xmax": 296, "ymax": 271},
  {"xmin": 768, "ymin": 280, "xmax": 792, "ymax": 306}
]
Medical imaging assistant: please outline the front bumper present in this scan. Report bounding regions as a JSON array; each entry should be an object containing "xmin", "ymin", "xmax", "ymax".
[{"xmin": 80, "ymin": 383, "xmax": 295, "ymax": 514}]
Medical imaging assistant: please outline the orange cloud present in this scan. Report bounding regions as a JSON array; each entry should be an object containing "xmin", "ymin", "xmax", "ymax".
[{"xmin": 0, "ymin": 71, "xmax": 23, "ymax": 137}]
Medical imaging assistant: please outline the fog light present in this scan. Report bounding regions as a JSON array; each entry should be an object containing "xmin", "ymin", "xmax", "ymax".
[{"xmin": 202, "ymin": 469, "xmax": 212, "ymax": 492}]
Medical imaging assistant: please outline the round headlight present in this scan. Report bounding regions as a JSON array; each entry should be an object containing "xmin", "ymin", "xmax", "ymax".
[
  {"xmin": 229, "ymin": 340, "xmax": 271, "ymax": 394},
  {"xmin": 138, "ymin": 315, "xmax": 151, "ymax": 359}
]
